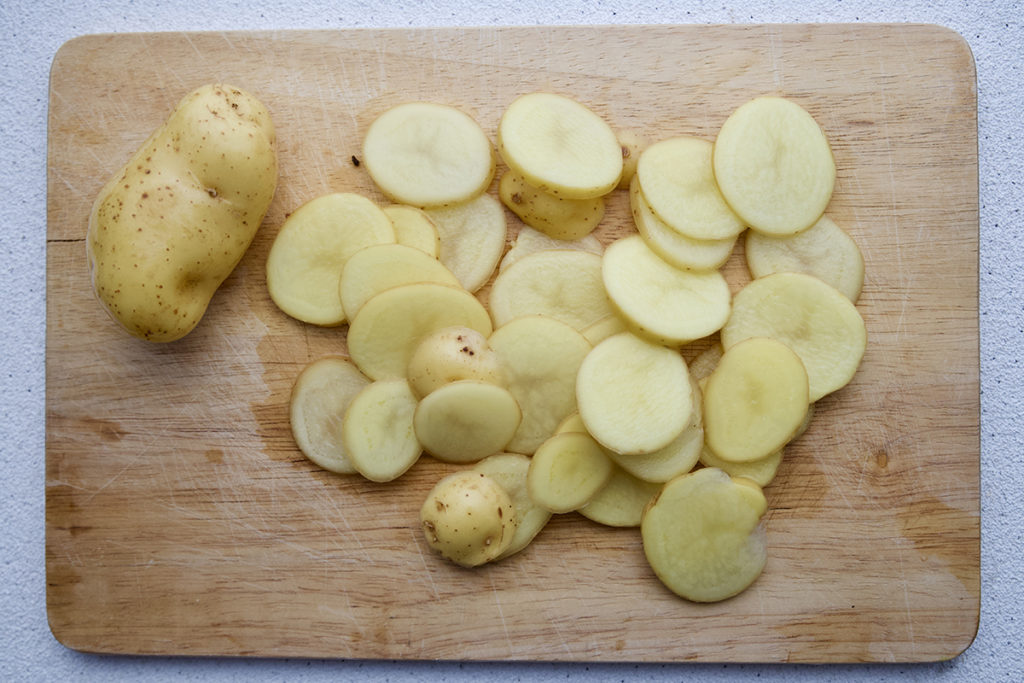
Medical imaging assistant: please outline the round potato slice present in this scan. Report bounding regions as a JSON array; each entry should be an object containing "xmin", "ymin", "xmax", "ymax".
[
  {"xmin": 499, "ymin": 170, "xmax": 606, "ymax": 240},
  {"xmin": 699, "ymin": 446, "xmax": 783, "ymax": 489},
  {"xmin": 363, "ymin": 102, "xmax": 494, "ymax": 208},
  {"xmin": 554, "ymin": 412, "xmax": 588, "ymax": 435},
  {"xmin": 527, "ymin": 432, "xmax": 615, "ymax": 514},
  {"xmin": 266, "ymin": 192, "xmax": 395, "ymax": 326},
  {"xmin": 576, "ymin": 332, "xmax": 692, "ymax": 455},
  {"xmin": 578, "ymin": 466, "xmax": 661, "ymax": 528},
  {"xmin": 383, "ymin": 205, "xmax": 441, "ymax": 257},
  {"xmin": 721, "ymin": 271, "xmax": 866, "ymax": 401},
  {"xmin": 498, "ymin": 92, "xmax": 623, "ymax": 199},
  {"xmin": 342, "ymin": 379, "xmax": 421, "ymax": 482},
  {"xmin": 473, "ymin": 453, "xmax": 552, "ymax": 559},
  {"xmin": 420, "ymin": 471, "xmax": 516, "ymax": 568},
  {"xmin": 713, "ymin": 96, "xmax": 836, "ymax": 236},
  {"xmin": 602, "ymin": 235, "xmax": 731, "ymax": 346},
  {"xmin": 413, "ymin": 380, "xmax": 522, "ymax": 464},
  {"xmin": 499, "ymin": 225, "xmax": 603, "ymax": 273},
  {"xmin": 347, "ymin": 282, "xmax": 492, "ymax": 380},
  {"xmin": 687, "ymin": 343, "xmax": 724, "ymax": 383},
  {"xmin": 424, "ymin": 193, "xmax": 507, "ymax": 293},
  {"xmin": 580, "ymin": 315, "xmax": 628, "ymax": 346},
  {"xmin": 406, "ymin": 326, "xmax": 506, "ymax": 398},
  {"xmin": 642, "ymin": 467, "xmax": 768, "ymax": 602},
  {"xmin": 339, "ymin": 243, "xmax": 460, "ymax": 321},
  {"xmin": 289, "ymin": 356, "xmax": 371, "ymax": 474}
]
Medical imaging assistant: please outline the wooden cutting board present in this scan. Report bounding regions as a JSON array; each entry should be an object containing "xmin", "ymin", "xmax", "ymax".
[{"xmin": 46, "ymin": 25, "xmax": 979, "ymax": 663}]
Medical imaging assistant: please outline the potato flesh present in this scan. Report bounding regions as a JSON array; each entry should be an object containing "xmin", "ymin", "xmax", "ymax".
[
  {"xmin": 498, "ymin": 226, "xmax": 603, "ymax": 273},
  {"xmin": 338, "ymin": 243, "xmax": 459, "ymax": 321},
  {"xmin": 699, "ymin": 446, "xmax": 783, "ymax": 488},
  {"xmin": 413, "ymin": 380, "xmax": 522, "ymax": 463},
  {"xmin": 420, "ymin": 471, "xmax": 516, "ymax": 568},
  {"xmin": 578, "ymin": 466, "xmax": 661, "ymax": 528},
  {"xmin": 580, "ymin": 315, "xmax": 628, "ymax": 346},
  {"xmin": 499, "ymin": 170, "xmax": 606, "ymax": 240},
  {"xmin": 383, "ymin": 205, "xmax": 442, "ymax": 257},
  {"xmin": 342, "ymin": 379, "xmax": 421, "ymax": 482},
  {"xmin": 424, "ymin": 193, "xmax": 507, "ymax": 293},
  {"xmin": 473, "ymin": 453, "xmax": 551, "ymax": 559},
  {"xmin": 406, "ymin": 326, "xmax": 506, "ymax": 398},
  {"xmin": 527, "ymin": 432, "xmax": 614, "ymax": 513},
  {"xmin": 615, "ymin": 129, "xmax": 648, "ymax": 190}
]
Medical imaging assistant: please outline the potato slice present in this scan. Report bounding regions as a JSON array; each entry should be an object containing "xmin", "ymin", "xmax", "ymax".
[
  {"xmin": 499, "ymin": 170, "xmax": 606, "ymax": 240},
  {"xmin": 602, "ymin": 235, "xmax": 731, "ymax": 346},
  {"xmin": 721, "ymin": 271, "xmax": 867, "ymax": 401},
  {"xmin": 413, "ymin": 380, "xmax": 521, "ymax": 464},
  {"xmin": 713, "ymin": 96, "xmax": 835, "ymax": 236},
  {"xmin": 745, "ymin": 214, "xmax": 865, "ymax": 301},
  {"xmin": 629, "ymin": 176, "xmax": 737, "ymax": 272},
  {"xmin": 473, "ymin": 453, "xmax": 552, "ymax": 559},
  {"xmin": 576, "ymin": 332, "xmax": 692, "ymax": 455},
  {"xmin": 615, "ymin": 129, "xmax": 648, "ymax": 190},
  {"xmin": 580, "ymin": 315, "xmax": 628, "ymax": 346},
  {"xmin": 406, "ymin": 326, "xmax": 506, "ymax": 398},
  {"xmin": 499, "ymin": 226, "xmax": 603, "ymax": 273},
  {"xmin": 636, "ymin": 136, "xmax": 745, "ymax": 241},
  {"xmin": 339, "ymin": 243, "xmax": 460, "ymax": 320},
  {"xmin": 498, "ymin": 92, "xmax": 622, "ymax": 199},
  {"xmin": 266, "ymin": 192, "xmax": 395, "ymax": 326},
  {"xmin": 363, "ymin": 102, "xmax": 494, "ymax": 208},
  {"xmin": 342, "ymin": 379, "xmax": 421, "ymax": 482},
  {"xmin": 289, "ymin": 356, "xmax": 370, "ymax": 474},
  {"xmin": 488, "ymin": 315, "xmax": 592, "ymax": 454},
  {"xmin": 688, "ymin": 343, "xmax": 724, "ymax": 383},
  {"xmin": 420, "ymin": 471, "xmax": 516, "ymax": 568},
  {"xmin": 489, "ymin": 250, "xmax": 613, "ymax": 331},
  {"xmin": 554, "ymin": 412, "xmax": 587, "ymax": 435},
  {"xmin": 347, "ymin": 282, "xmax": 492, "ymax": 380},
  {"xmin": 642, "ymin": 467, "xmax": 767, "ymax": 602},
  {"xmin": 704, "ymin": 337, "xmax": 809, "ymax": 463},
  {"xmin": 424, "ymin": 193, "xmax": 507, "ymax": 293},
  {"xmin": 383, "ymin": 205, "xmax": 441, "ymax": 257},
  {"xmin": 578, "ymin": 466, "xmax": 661, "ymax": 528},
  {"xmin": 527, "ymin": 432, "xmax": 615, "ymax": 514},
  {"xmin": 699, "ymin": 446, "xmax": 783, "ymax": 488}
]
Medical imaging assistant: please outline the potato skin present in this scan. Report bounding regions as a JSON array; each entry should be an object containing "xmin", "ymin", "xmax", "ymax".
[
  {"xmin": 87, "ymin": 84, "xmax": 278, "ymax": 342},
  {"xmin": 420, "ymin": 471, "xmax": 516, "ymax": 567}
]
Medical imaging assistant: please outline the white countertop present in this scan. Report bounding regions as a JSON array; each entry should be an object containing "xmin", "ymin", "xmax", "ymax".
[{"xmin": 3, "ymin": 0, "xmax": 1021, "ymax": 680}]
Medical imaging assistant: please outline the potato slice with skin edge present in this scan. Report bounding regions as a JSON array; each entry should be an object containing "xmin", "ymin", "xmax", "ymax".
[
  {"xmin": 602, "ymin": 235, "xmax": 731, "ymax": 347},
  {"xmin": 424, "ymin": 193, "xmax": 507, "ymax": 293},
  {"xmin": 721, "ymin": 271, "xmax": 866, "ymax": 401},
  {"xmin": 406, "ymin": 326, "xmax": 506, "ymax": 399},
  {"xmin": 527, "ymin": 432, "xmax": 615, "ymax": 514},
  {"xmin": 699, "ymin": 446, "xmax": 783, "ymax": 489},
  {"xmin": 576, "ymin": 332, "xmax": 692, "ymax": 455},
  {"xmin": 578, "ymin": 465, "xmax": 661, "ymax": 528},
  {"xmin": 499, "ymin": 170, "xmax": 606, "ymax": 241},
  {"xmin": 347, "ymin": 282, "xmax": 492, "ymax": 381},
  {"xmin": 289, "ymin": 356, "xmax": 371, "ymax": 474},
  {"xmin": 498, "ymin": 92, "xmax": 623, "ymax": 199},
  {"xmin": 642, "ymin": 467, "xmax": 768, "ymax": 603},
  {"xmin": 581, "ymin": 315, "xmax": 628, "ymax": 346},
  {"xmin": 413, "ymin": 380, "xmax": 522, "ymax": 464},
  {"xmin": 420, "ymin": 471, "xmax": 517, "ymax": 568},
  {"xmin": 266, "ymin": 192, "xmax": 395, "ymax": 326},
  {"xmin": 489, "ymin": 250, "xmax": 614, "ymax": 332},
  {"xmin": 499, "ymin": 226, "xmax": 603, "ymax": 273},
  {"xmin": 339, "ymin": 243, "xmax": 460, "ymax": 321},
  {"xmin": 615, "ymin": 129, "xmax": 648, "ymax": 190},
  {"xmin": 363, "ymin": 102, "xmax": 495, "ymax": 208},
  {"xmin": 473, "ymin": 453, "xmax": 552, "ymax": 559},
  {"xmin": 688, "ymin": 343, "xmax": 724, "ymax": 383},
  {"xmin": 713, "ymin": 96, "xmax": 836, "ymax": 236},
  {"xmin": 383, "ymin": 205, "xmax": 441, "ymax": 257},
  {"xmin": 342, "ymin": 379, "xmax": 421, "ymax": 483}
]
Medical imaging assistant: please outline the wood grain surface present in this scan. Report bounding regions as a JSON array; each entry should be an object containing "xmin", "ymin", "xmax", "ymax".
[{"xmin": 45, "ymin": 25, "xmax": 979, "ymax": 663}]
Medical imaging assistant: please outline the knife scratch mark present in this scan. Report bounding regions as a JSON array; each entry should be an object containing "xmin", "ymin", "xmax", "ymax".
[
  {"xmin": 489, "ymin": 574, "xmax": 514, "ymax": 653},
  {"xmin": 412, "ymin": 529, "xmax": 440, "ymax": 600}
]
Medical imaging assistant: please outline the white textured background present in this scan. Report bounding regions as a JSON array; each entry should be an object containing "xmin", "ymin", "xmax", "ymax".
[{"xmin": 3, "ymin": 0, "xmax": 1021, "ymax": 680}]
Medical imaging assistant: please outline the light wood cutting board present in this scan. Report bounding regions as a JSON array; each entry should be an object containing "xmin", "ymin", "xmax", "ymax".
[{"xmin": 46, "ymin": 25, "xmax": 979, "ymax": 663}]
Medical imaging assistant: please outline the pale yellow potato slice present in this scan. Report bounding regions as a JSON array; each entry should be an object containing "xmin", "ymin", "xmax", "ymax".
[
  {"xmin": 578, "ymin": 466, "xmax": 661, "ymax": 528},
  {"xmin": 347, "ymin": 282, "xmax": 492, "ymax": 380},
  {"xmin": 704, "ymin": 337, "xmax": 809, "ymax": 463},
  {"xmin": 363, "ymin": 102, "xmax": 494, "ymax": 208},
  {"xmin": 629, "ymin": 176, "xmax": 737, "ymax": 272},
  {"xmin": 554, "ymin": 412, "xmax": 587, "ymax": 435},
  {"xmin": 499, "ymin": 225, "xmax": 603, "ymax": 273},
  {"xmin": 699, "ymin": 446, "xmax": 783, "ymax": 488},
  {"xmin": 499, "ymin": 170, "xmax": 606, "ymax": 240},
  {"xmin": 576, "ymin": 332, "xmax": 692, "ymax": 455},
  {"xmin": 615, "ymin": 129, "xmax": 648, "ymax": 190},
  {"xmin": 497, "ymin": 92, "xmax": 622, "ymax": 199},
  {"xmin": 713, "ymin": 96, "xmax": 836, "ymax": 236},
  {"xmin": 688, "ymin": 343, "xmax": 724, "ymax": 383},
  {"xmin": 527, "ymin": 432, "xmax": 615, "ymax": 514},
  {"xmin": 602, "ymin": 235, "xmax": 731, "ymax": 346},
  {"xmin": 266, "ymin": 192, "xmax": 395, "ymax": 326},
  {"xmin": 406, "ymin": 326, "xmax": 506, "ymax": 398},
  {"xmin": 745, "ymin": 214, "xmax": 865, "ymax": 301},
  {"xmin": 488, "ymin": 315, "xmax": 592, "ymax": 454},
  {"xmin": 473, "ymin": 453, "xmax": 552, "ymax": 559},
  {"xmin": 636, "ymin": 136, "xmax": 745, "ymax": 241},
  {"xmin": 489, "ymin": 250, "xmax": 614, "ymax": 331},
  {"xmin": 414, "ymin": 380, "xmax": 521, "ymax": 464},
  {"xmin": 342, "ymin": 379, "xmax": 421, "ymax": 482},
  {"xmin": 383, "ymin": 205, "xmax": 441, "ymax": 257},
  {"xmin": 338, "ymin": 243, "xmax": 460, "ymax": 320},
  {"xmin": 424, "ymin": 193, "xmax": 507, "ymax": 292},
  {"xmin": 722, "ymin": 271, "xmax": 867, "ymax": 401},
  {"xmin": 580, "ymin": 315, "xmax": 628, "ymax": 346},
  {"xmin": 642, "ymin": 467, "xmax": 767, "ymax": 602},
  {"xmin": 289, "ymin": 356, "xmax": 370, "ymax": 474}
]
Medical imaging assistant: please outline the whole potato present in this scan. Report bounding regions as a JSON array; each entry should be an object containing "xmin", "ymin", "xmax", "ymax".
[
  {"xmin": 420, "ymin": 471, "xmax": 517, "ymax": 567},
  {"xmin": 87, "ymin": 84, "xmax": 278, "ymax": 342},
  {"xmin": 406, "ymin": 326, "xmax": 506, "ymax": 398}
]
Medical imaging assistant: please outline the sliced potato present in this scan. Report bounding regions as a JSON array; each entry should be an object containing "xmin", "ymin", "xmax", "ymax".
[
  {"xmin": 699, "ymin": 446, "xmax": 783, "ymax": 488},
  {"xmin": 413, "ymin": 380, "xmax": 522, "ymax": 464},
  {"xmin": 499, "ymin": 170, "xmax": 606, "ymax": 240},
  {"xmin": 581, "ymin": 315, "xmax": 628, "ymax": 346},
  {"xmin": 266, "ymin": 192, "xmax": 395, "ymax": 326},
  {"xmin": 498, "ymin": 92, "xmax": 622, "ymax": 199},
  {"xmin": 424, "ymin": 193, "xmax": 507, "ymax": 293},
  {"xmin": 602, "ymin": 235, "xmax": 731, "ymax": 346},
  {"xmin": 554, "ymin": 412, "xmax": 587, "ymax": 435},
  {"xmin": 642, "ymin": 467, "xmax": 767, "ymax": 602},
  {"xmin": 527, "ymin": 432, "xmax": 615, "ymax": 513},
  {"xmin": 339, "ymin": 243, "xmax": 459, "ymax": 320},
  {"xmin": 713, "ymin": 96, "xmax": 835, "ymax": 235},
  {"xmin": 347, "ymin": 282, "xmax": 492, "ymax": 380},
  {"xmin": 420, "ymin": 471, "xmax": 516, "ymax": 568},
  {"xmin": 473, "ymin": 453, "xmax": 552, "ymax": 559},
  {"xmin": 578, "ymin": 466, "xmax": 661, "ymax": 528},
  {"xmin": 383, "ymin": 205, "xmax": 441, "ymax": 257},
  {"xmin": 363, "ymin": 102, "xmax": 494, "ymax": 207},
  {"xmin": 342, "ymin": 379, "xmax": 421, "ymax": 482},
  {"xmin": 406, "ymin": 326, "xmax": 506, "ymax": 398},
  {"xmin": 615, "ymin": 129, "xmax": 648, "ymax": 190},
  {"xmin": 289, "ymin": 356, "xmax": 371, "ymax": 474},
  {"xmin": 688, "ymin": 343, "xmax": 724, "ymax": 383},
  {"xmin": 499, "ymin": 225, "xmax": 603, "ymax": 273}
]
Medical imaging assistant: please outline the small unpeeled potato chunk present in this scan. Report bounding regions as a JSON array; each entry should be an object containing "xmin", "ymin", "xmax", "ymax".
[
  {"xmin": 498, "ymin": 92, "xmax": 623, "ymax": 199},
  {"xmin": 473, "ymin": 453, "xmax": 551, "ymax": 559},
  {"xmin": 420, "ymin": 471, "xmax": 517, "ymax": 568},
  {"xmin": 363, "ymin": 102, "xmax": 494, "ymax": 208},
  {"xmin": 407, "ymin": 326, "xmax": 506, "ymax": 398},
  {"xmin": 338, "ymin": 243, "xmax": 459, "ymax": 321},
  {"xmin": 713, "ymin": 96, "xmax": 836, "ymax": 236},
  {"xmin": 342, "ymin": 380, "xmax": 421, "ymax": 482},
  {"xmin": 576, "ymin": 332, "xmax": 692, "ymax": 455},
  {"xmin": 424, "ymin": 193, "xmax": 507, "ymax": 293},
  {"xmin": 266, "ymin": 192, "xmax": 395, "ymax": 326},
  {"xmin": 383, "ymin": 205, "xmax": 441, "ymax": 257},
  {"xmin": 642, "ymin": 467, "xmax": 768, "ymax": 602},
  {"xmin": 414, "ymin": 380, "xmax": 522, "ymax": 464},
  {"xmin": 499, "ymin": 226, "xmax": 603, "ymax": 273},
  {"xmin": 704, "ymin": 337, "xmax": 809, "ymax": 463},
  {"xmin": 289, "ymin": 356, "xmax": 370, "ymax": 474},
  {"xmin": 578, "ymin": 466, "xmax": 661, "ymax": 528},
  {"xmin": 499, "ymin": 170, "xmax": 606, "ymax": 240},
  {"xmin": 527, "ymin": 432, "xmax": 615, "ymax": 514}
]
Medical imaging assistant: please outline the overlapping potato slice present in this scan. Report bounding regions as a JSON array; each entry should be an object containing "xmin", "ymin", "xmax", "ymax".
[
  {"xmin": 578, "ymin": 466, "xmax": 661, "ymax": 528},
  {"xmin": 289, "ymin": 356, "xmax": 370, "ymax": 474},
  {"xmin": 527, "ymin": 432, "xmax": 615, "ymax": 513},
  {"xmin": 383, "ymin": 205, "xmax": 441, "ymax": 257},
  {"xmin": 413, "ymin": 380, "xmax": 521, "ymax": 463},
  {"xmin": 473, "ymin": 453, "xmax": 552, "ymax": 559},
  {"xmin": 424, "ymin": 193, "xmax": 507, "ymax": 293},
  {"xmin": 699, "ymin": 446, "xmax": 783, "ymax": 488},
  {"xmin": 339, "ymin": 243, "xmax": 460, "ymax": 320},
  {"xmin": 615, "ymin": 129, "xmax": 648, "ymax": 190},
  {"xmin": 499, "ymin": 225, "xmax": 603, "ymax": 273},
  {"xmin": 499, "ymin": 170, "xmax": 606, "ymax": 240},
  {"xmin": 342, "ymin": 379, "xmax": 421, "ymax": 482},
  {"xmin": 580, "ymin": 314, "xmax": 628, "ymax": 346}
]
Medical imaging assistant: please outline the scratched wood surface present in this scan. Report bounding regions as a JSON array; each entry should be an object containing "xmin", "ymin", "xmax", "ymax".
[{"xmin": 46, "ymin": 25, "xmax": 979, "ymax": 662}]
